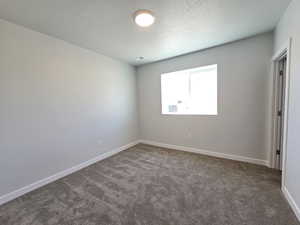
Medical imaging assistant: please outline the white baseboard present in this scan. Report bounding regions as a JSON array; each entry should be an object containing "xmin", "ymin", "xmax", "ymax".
[
  {"xmin": 139, "ymin": 140, "xmax": 269, "ymax": 167},
  {"xmin": 0, "ymin": 140, "xmax": 139, "ymax": 206},
  {"xmin": 282, "ymin": 186, "xmax": 300, "ymax": 222}
]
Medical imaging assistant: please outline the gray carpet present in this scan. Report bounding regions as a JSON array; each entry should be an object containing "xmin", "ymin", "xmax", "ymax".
[{"xmin": 0, "ymin": 144, "xmax": 299, "ymax": 225}]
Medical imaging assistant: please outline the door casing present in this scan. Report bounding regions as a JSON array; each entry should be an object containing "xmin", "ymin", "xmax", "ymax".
[{"xmin": 270, "ymin": 38, "xmax": 292, "ymax": 189}]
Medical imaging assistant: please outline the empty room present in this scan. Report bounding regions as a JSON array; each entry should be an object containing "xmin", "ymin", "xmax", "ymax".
[{"xmin": 0, "ymin": 0, "xmax": 300, "ymax": 224}]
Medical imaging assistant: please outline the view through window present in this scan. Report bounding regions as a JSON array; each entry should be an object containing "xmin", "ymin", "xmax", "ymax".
[{"xmin": 161, "ymin": 64, "xmax": 218, "ymax": 115}]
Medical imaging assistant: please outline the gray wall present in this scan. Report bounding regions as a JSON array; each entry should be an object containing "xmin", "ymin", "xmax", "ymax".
[
  {"xmin": 137, "ymin": 33, "xmax": 273, "ymax": 161},
  {"xmin": 0, "ymin": 19, "xmax": 138, "ymax": 197},
  {"xmin": 274, "ymin": 0, "xmax": 300, "ymax": 214}
]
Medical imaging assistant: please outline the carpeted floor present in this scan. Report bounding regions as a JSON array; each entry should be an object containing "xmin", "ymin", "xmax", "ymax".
[{"xmin": 0, "ymin": 144, "xmax": 299, "ymax": 225}]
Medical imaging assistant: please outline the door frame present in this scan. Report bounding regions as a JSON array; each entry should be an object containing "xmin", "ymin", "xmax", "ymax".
[{"xmin": 270, "ymin": 38, "xmax": 291, "ymax": 188}]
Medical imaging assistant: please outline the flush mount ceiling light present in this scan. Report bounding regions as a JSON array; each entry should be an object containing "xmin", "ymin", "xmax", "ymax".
[
  {"xmin": 136, "ymin": 56, "xmax": 144, "ymax": 61},
  {"xmin": 133, "ymin": 10, "xmax": 155, "ymax": 27}
]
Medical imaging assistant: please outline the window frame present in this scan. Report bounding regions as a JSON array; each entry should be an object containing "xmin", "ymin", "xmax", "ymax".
[{"xmin": 160, "ymin": 64, "xmax": 219, "ymax": 116}]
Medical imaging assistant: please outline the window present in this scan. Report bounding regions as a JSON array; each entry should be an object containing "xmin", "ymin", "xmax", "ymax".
[{"xmin": 161, "ymin": 64, "xmax": 218, "ymax": 115}]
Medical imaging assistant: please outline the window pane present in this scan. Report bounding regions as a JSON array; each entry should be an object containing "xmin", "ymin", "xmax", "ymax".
[
  {"xmin": 190, "ymin": 67, "xmax": 218, "ymax": 114},
  {"xmin": 161, "ymin": 71, "xmax": 189, "ymax": 114},
  {"xmin": 161, "ymin": 64, "xmax": 218, "ymax": 115}
]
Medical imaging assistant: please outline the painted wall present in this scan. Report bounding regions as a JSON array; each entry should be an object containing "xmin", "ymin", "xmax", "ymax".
[
  {"xmin": 0, "ymin": 19, "xmax": 138, "ymax": 197},
  {"xmin": 137, "ymin": 33, "xmax": 273, "ymax": 162},
  {"xmin": 274, "ymin": 0, "xmax": 300, "ymax": 216}
]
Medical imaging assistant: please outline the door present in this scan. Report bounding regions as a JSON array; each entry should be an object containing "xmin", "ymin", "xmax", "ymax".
[{"xmin": 275, "ymin": 56, "xmax": 287, "ymax": 170}]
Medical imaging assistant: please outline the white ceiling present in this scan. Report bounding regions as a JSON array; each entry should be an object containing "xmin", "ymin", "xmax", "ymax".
[{"xmin": 0, "ymin": 0, "xmax": 291, "ymax": 65}]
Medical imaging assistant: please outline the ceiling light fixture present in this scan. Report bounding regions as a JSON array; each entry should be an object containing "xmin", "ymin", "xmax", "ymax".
[
  {"xmin": 133, "ymin": 10, "xmax": 155, "ymax": 27},
  {"xmin": 136, "ymin": 56, "xmax": 145, "ymax": 61}
]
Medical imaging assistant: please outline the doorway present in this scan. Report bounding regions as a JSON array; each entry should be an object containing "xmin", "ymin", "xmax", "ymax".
[
  {"xmin": 271, "ymin": 38, "xmax": 291, "ymax": 188},
  {"xmin": 274, "ymin": 55, "xmax": 287, "ymax": 170}
]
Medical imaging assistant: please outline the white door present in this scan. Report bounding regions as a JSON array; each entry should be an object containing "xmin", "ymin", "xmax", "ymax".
[{"xmin": 275, "ymin": 56, "xmax": 287, "ymax": 170}]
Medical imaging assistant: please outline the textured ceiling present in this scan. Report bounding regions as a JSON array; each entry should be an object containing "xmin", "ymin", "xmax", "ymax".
[{"xmin": 0, "ymin": 0, "xmax": 291, "ymax": 65}]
